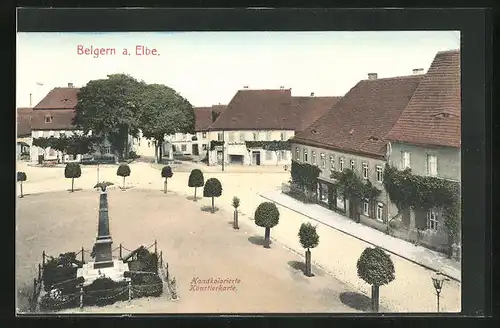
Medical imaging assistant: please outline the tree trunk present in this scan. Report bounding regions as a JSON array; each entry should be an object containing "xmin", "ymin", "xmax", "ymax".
[
  {"xmin": 71, "ymin": 178, "xmax": 74, "ymax": 192},
  {"xmin": 164, "ymin": 178, "xmax": 167, "ymax": 194},
  {"xmin": 371, "ymin": 285, "xmax": 380, "ymax": 312},
  {"xmin": 233, "ymin": 210, "xmax": 239, "ymax": 229},
  {"xmin": 155, "ymin": 144, "xmax": 159, "ymax": 163},
  {"xmin": 20, "ymin": 183, "xmax": 23, "ymax": 198},
  {"xmin": 211, "ymin": 197, "xmax": 215, "ymax": 213},
  {"xmin": 194, "ymin": 187, "xmax": 197, "ymax": 201},
  {"xmin": 264, "ymin": 227, "xmax": 271, "ymax": 248},
  {"xmin": 305, "ymin": 248, "xmax": 312, "ymax": 277},
  {"xmin": 123, "ymin": 176, "xmax": 126, "ymax": 189},
  {"xmin": 276, "ymin": 151, "xmax": 279, "ymax": 166}
]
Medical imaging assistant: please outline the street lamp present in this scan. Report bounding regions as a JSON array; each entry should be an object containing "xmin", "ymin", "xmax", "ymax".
[{"xmin": 431, "ymin": 271, "xmax": 449, "ymax": 312}]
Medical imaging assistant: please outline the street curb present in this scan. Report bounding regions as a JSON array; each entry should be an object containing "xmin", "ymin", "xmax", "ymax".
[{"xmin": 259, "ymin": 193, "xmax": 461, "ymax": 283}]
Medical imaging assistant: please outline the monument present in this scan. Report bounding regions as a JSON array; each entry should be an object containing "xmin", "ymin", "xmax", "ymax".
[{"xmin": 76, "ymin": 182, "xmax": 129, "ymax": 286}]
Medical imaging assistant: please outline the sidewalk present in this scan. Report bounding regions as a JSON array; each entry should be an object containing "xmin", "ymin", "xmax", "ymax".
[{"xmin": 259, "ymin": 190, "xmax": 461, "ymax": 282}]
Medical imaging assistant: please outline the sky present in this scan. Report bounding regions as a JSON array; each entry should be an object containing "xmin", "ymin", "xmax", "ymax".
[{"xmin": 16, "ymin": 31, "xmax": 460, "ymax": 108}]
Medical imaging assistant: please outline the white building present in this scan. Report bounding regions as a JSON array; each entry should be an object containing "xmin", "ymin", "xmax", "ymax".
[{"xmin": 206, "ymin": 88, "xmax": 340, "ymax": 166}]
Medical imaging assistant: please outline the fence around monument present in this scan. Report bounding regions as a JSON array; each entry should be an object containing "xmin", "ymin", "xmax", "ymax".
[{"xmin": 29, "ymin": 240, "xmax": 177, "ymax": 311}]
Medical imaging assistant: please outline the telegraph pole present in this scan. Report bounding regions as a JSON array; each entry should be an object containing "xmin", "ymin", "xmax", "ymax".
[{"xmin": 221, "ymin": 130, "xmax": 225, "ymax": 172}]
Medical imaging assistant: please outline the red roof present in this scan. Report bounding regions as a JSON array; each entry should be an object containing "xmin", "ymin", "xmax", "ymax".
[
  {"xmin": 17, "ymin": 107, "xmax": 33, "ymax": 137},
  {"xmin": 387, "ymin": 50, "xmax": 461, "ymax": 148},
  {"xmin": 34, "ymin": 87, "xmax": 80, "ymax": 109},
  {"xmin": 30, "ymin": 109, "xmax": 77, "ymax": 130},
  {"xmin": 194, "ymin": 105, "xmax": 226, "ymax": 132},
  {"xmin": 291, "ymin": 96, "xmax": 341, "ymax": 132},
  {"xmin": 293, "ymin": 75, "xmax": 425, "ymax": 158}
]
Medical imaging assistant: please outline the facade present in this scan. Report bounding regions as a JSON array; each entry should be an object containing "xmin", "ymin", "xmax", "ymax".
[
  {"xmin": 387, "ymin": 49, "xmax": 461, "ymax": 254},
  {"xmin": 291, "ymin": 71, "xmax": 425, "ymax": 227},
  {"xmin": 16, "ymin": 107, "xmax": 33, "ymax": 160},
  {"xmin": 29, "ymin": 84, "xmax": 132, "ymax": 164},
  {"xmin": 207, "ymin": 88, "xmax": 340, "ymax": 166}
]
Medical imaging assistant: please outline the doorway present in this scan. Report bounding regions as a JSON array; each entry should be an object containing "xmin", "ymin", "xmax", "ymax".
[
  {"xmin": 192, "ymin": 144, "xmax": 199, "ymax": 156},
  {"xmin": 252, "ymin": 151, "xmax": 261, "ymax": 166}
]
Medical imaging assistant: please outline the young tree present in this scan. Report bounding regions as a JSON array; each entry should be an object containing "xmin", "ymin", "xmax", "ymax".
[
  {"xmin": 203, "ymin": 178, "xmax": 222, "ymax": 213},
  {"xmin": 64, "ymin": 162, "xmax": 82, "ymax": 192},
  {"xmin": 117, "ymin": 163, "xmax": 131, "ymax": 189},
  {"xmin": 74, "ymin": 74, "xmax": 146, "ymax": 161},
  {"xmin": 356, "ymin": 247, "xmax": 395, "ymax": 312},
  {"xmin": 32, "ymin": 137, "xmax": 50, "ymax": 161},
  {"xmin": 139, "ymin": 83, "xmax": 195, "ymax": 163},
  {"xmin": 188, "ymin": 169, "xmax": 204, "ymax": 201},
  {"xmin": 161, "ymin": 166, "xmax": 173, "ymax": 193},
  {"xmin": 232, "ymin": 197, "xmax": 240, "ymax": 230},
  {"xmin": 298, "ymin": 222, "xmax": 320, "ymax": 277},
  {"xmin": 254, "ymin": 202, "xmax": 280, "ymax": 248},
  {"xmin": 17, "ymin": 171, "xmax": 27, "ymax": 198}
]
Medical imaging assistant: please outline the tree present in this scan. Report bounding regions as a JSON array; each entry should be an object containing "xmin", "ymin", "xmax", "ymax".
[
  {"xmin": 74, "ymin": 74, "xmax": 146, "ymax": 161},
  {"xmin": 117, "ymin": 164, "xmax": 131, "ymax": 189},
  {"xmin": 232, "ymin": 197, "xmax": 240, "ymax": 230},
  {"xmin": 32, "ymin": 137, "xmax": 50, "ymax": 160},
  {"xmin": 17, "ymin": 171, "xmax": 27, "ymax": 198},
  {"xmin": 138, "ymin": 83, "xmax": 195, "ymax": 163},
  {"xmin": 254, "ymin": 202, "xmax": 280, "ymax": 248},
  {"xmin": 188, "ymin": 169, "xmax": 204, "ymax": 201},
  {"xmin": 356, "ymin": 247, "xmax": 395, "ymax": 312},
  {"xmin": 64, "ymin": 162, "xmax": 82, "ymax": 192},
  {"xmin": 161, "ymin": 166, "xmax": 173, "ymax": 194},
  {"xmin": 298, "ymin": 222, "xmax": 320, "ymax": 277},
  {"xmin": 203, "ymin": 178, "xmax": 222, "ymax": 213}
]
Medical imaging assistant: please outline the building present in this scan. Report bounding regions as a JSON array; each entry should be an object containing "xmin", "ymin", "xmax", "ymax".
[
  {"xmin": 16, "ymin": 107, "xmax": 33, "ymax": 160},
  {"xmin": 291, "ymin": 72, "xmax": 425, "ymax": 226},
  {"xmin": 386, "ymin": 49, "xmax": 461, "ymax": 254},
  {"xmin": 164, "ymin": 105, "xmax": 226, "ymax": 160},
  {"xmin": 206, "ymin": 88, "xmax": 340, "ymax": 166},
  {"xmin": 29, "ymin": 84, "xmax": 132, "ymax": 164}
]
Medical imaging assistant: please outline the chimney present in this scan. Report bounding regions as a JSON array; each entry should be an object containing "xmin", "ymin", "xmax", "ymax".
[
  {"xmin": 368, "ymin": 73, "xmax": 378, "ymax": 80},
  {"xmin": 310, "ymin": 92, "xmax": 315, "ymax": 97},
  {"xmin": 412, "ymin": 68, "xmax": 424, "ymax": 75},
  {"xmin": 68, "ymin": 82, "xmax": 74, "ymax": 88},
  {"xmin": 243, "ymin": 86, "xmax": 249, "ymax": 89},
  {"xmin": 29, "ymin": 93, "xmax": 32, "ymax": 107}
]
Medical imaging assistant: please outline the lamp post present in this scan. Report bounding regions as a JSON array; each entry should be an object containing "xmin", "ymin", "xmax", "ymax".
[{"xmin": 431, "ymin": 272, "xmax": 449, "ymax": 312}]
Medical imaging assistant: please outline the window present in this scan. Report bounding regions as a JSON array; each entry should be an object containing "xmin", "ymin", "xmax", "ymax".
[
  {"xmin": 104, "ymin": 146, "xmax": 111, "ymax": 154},
  {"xmin": 376, "ymin": 166, "xmax": 383, "ymax": 182},
  {"xmin": 427, "ymin": 155, "xmax": 437, "ymax": 177},
  {"xmin": 217, "ymin": 132, "xmax": 223, "ymax": 141},
  {"xmin": 43, "ymin": 131, "xmax": 50, "ymax": 137},
  {"xmin": 280, "ymin": 132, "xmax": 286, "ymax": 141},
  {"xmin": 239, "ymin": 132, "xmax": 245, "ymax": 141},
  {"xmin": 202, "ymin": 132, "xmax": 207, "ymax": 139},
  {"xmin": 311, "ymin": 151, "xmax": 316, "ymax": 165},
  {"xmin": 281, "ymin": 150, "xmax": 287, "ymax": 160},
  {"xmin": 362, "ymin": 163, "xmax": 368, "ymax": 179},
  {"xmin": 427, "ymin": 210, "xmax": 439, "ymax": 231},
  {"xmin": 229, "ymin": 132, "xmax": 235, "ymax": 142},
  {"xmin": 303, "ymin": 149, "xmax": 308, "ymax": 162},
  {"xmin": 266, "ymin": 151, "xmax": 273, "ymax": 160},
  {"xmin": 350, "ymin": 159, "xmax": 355, "ymax": 171},
  {"xmin": 376, "ymin": 203, "xmax": 384, "ymax": 221},
  {"xmin": 296, "ymin": 147, "xmax": 300, "ymax": 160},
  {"xmin": 45, "ymin": 115, "xmax": 52, "ymax": 123},
  {"xmin": 181, "ymin": 144, "xmax": 187, "ymax": 152},
  {"xmin": 259, "ymin": 132, "xmax": 265, "ymax": 141},
  {"xmin": 363, "ymin": 201, "xmax": 370, "ymax": 216},
  {"xmin": 320, "ymin": 153, "xmax": 326, "ymax": 168},
  {"xmin": 253, "ymin": 132, "xmax": 258, "ymax": 141},
  {"xmin": 330, "ymin": 156, "xmax": 335, "ymax": 170},
  {"xmin": 401, "ymin": 151, "xmax": 411, "ymax": 169},
  {"xmin": 202, "ymin": 144, "xmax": 207, "ymax": 151},
  {"xmin": 339, "ymin": 158, "xmax": 344, "ymax": 171},
  {"xmin": 266, "ymin": 131, "xmax": 272, "ymax": 141}
]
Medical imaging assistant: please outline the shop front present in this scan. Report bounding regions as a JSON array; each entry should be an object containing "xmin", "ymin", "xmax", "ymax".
[{"xmin": 317, "ymin": 177, "xmax": 346, "ymax": 214}]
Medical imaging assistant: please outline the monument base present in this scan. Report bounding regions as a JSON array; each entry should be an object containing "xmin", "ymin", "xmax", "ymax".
[{"xmin": 77, "ymin": 259, "xmax": 130, "ymax": 287}]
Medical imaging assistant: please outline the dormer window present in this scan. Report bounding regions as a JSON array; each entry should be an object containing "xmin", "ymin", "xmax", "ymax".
[
  {"xmin": 311, "ymin": 129, "xmax": 318, "ymax": 134},
  {"xmin": 368, "ymin": 136, "xmax": 379, "ymax": 141},
  {"xmin": 433, "ymin": 111, "xmax": 457, "ymax": 119},
  {"xmin": 45, "ymin": 115, "xmax": 53, "ymax": 123}
]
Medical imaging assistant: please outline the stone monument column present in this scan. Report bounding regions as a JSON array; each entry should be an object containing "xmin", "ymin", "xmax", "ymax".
[{"xmin": 93, "ymin": 188, "xmax": 114, "ymax": 269}]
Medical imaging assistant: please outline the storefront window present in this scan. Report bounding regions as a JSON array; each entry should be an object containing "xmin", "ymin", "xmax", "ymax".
[{"xmin": 319, "ymin": 183, "xmax": 328, "ymax": 204}]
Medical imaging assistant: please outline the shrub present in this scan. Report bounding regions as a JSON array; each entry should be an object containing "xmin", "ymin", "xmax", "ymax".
[
  {"xmin": 64, "ymin": 162, "xmax": 81, "ymax": 192},
  {"xmin": 117, "ymin": 163, "xmax": 131, "ymax": 189},
  {"xmin": 298, "ymin": 222, "xmax": 320, "ymax": 276},
  {"xmin": 356, "ymin": 247, "xmax": 395, "ymax": 312},
  {"xmin": 188, "ymin": 169, "xmax": 204, "ymax": 200},
  {"xmin": 254, "ymin": 202, "xmax": 280, "ymax": 248},
  {"xmin": 17, "ymin": 171, "xmax": 27, "ymax": 198},
  {"xmin": 203, "ymin": 178, "xmax": 223, "ymax": 213},
  {"xmin": 83, "ymin": 277, "xmax": 128, "ymax": 307},
  {"xmin": 127, "ymin": 151, "xmax": 140, "ymax": 160}
]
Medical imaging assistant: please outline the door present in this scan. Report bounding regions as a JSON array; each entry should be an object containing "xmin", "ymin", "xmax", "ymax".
[
  {"xmin": 217, "ymin": 151, "xmax": 223, "ymax": 164},
  {"xmin": 255, "ymin": 152, "xmax": 261, "ymax": 166},
  {"xmin": 192, "ymin": 144, "xmax": 199, "ymax": 156}
]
